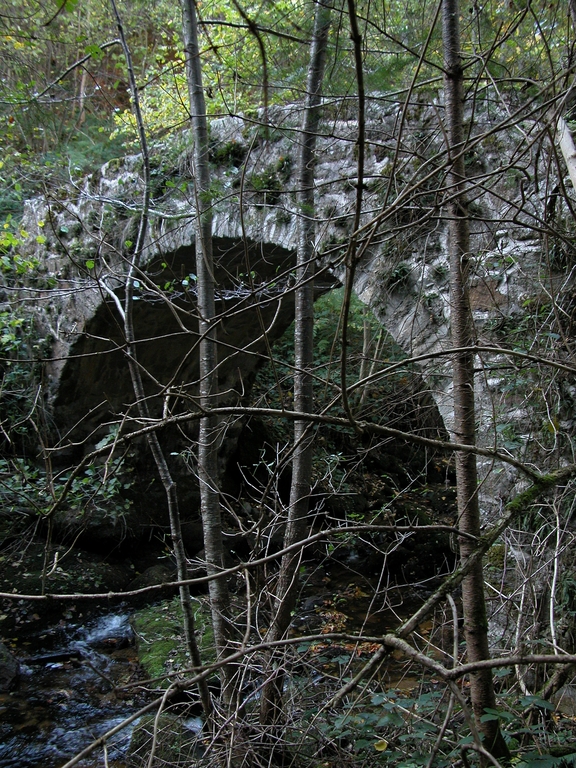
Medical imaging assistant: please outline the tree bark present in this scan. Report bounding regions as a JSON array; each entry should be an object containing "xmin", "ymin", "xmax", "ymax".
[
  {"xmin": 259, "ymin": 0, "xmax": 332, "ymax": 727},
  {"xmin": 570, "ymin": 0, "xmax": 576, "ymax": 35},
  {"xmin": 180, "ymin": 0, "xmax": 234, "ymax": 702},
  {"xmin": 442, "ymin": 0, "xmax": 510, "ymax": 760},
  {"xmin": 109, "ymin": 0, "xmax": 212, "ymax": 719},
  {"xmin": 340, "ymin": 0, "xmax": 365, "ymax": 425},
  {"xmin": 556, "ymin": 115, "xmax": 576, "ymax": 192}
]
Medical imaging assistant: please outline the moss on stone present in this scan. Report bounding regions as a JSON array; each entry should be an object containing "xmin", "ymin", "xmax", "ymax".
[
  {"xmin": 131, "ymin": 596, "xmax": 215, "ymax": 685},
  {"xmin": 126, "ymin": 713, "xmax": 202, "ymax": 767},
  {"xmin": 485, "ymin": 542, "xmax": 506, "ymax": 569}
]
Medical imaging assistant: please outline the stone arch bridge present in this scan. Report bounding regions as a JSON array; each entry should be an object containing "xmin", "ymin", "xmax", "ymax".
[{"xmin": 20, "ymin": 102, "xmax": 572, "ymax": 512}]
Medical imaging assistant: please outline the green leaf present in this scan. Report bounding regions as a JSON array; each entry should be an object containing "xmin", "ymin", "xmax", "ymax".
[
  {"xmin": 515, "ymin": 754, "xmax": 571, "ymax": 768},
  {"xmin": 494, "ymin": 666, "xmax": 512, "ymax": 677},
  {"xmin": 519, "ymin": 696, "xmax": 554, "ymax": 711},
  {"xmin": 480, "ymin": 708, "xmax": 516, "ymax": 723},
  {"xmin": 376, "ymin": 712, "xmax": 404, "ymax": 727},
  {"xmin": 85, "ymin": 44, "xmax": 104, "ymax": 61},
  {"xmin": 85, "ymin": 259, "xmax": 95, "ymax": 270},
  {"xmin": 355, "ymin": 739, "xmax": 372, "ymax": 750},
  {"xmin": 297, "ymin": 643, "xmax": 311, "ymax": 653}
]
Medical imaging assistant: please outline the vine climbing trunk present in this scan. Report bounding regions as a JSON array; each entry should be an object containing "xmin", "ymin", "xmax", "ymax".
[
  {"xmin": 180, "ymin": 0, "xmax": 234, "ymax": 703},
  {"xmin": 259, "ymin": 0, "xmax": 332, "ymax": 728},
  {"xmin": 442, "ymin": 0, "xmax": 510, "ymax": 760}
]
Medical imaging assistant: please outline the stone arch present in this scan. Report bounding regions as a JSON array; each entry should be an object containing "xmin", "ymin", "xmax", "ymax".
[
  {"xmin": 52, "ymin": 237, "xmax": 299, "ymax": 442},
  {"xmin": 50, "ymin": 232, "xmax": 449, "ymax": 452}
]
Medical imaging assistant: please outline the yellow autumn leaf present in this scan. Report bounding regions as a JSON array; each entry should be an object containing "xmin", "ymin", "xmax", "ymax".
[{"xmin": 374, "ymin": 739, "xmax": 388, "ymax": 752}]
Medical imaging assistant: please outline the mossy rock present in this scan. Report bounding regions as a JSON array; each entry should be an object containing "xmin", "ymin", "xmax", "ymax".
[
  {"xmin": 485, "ymin": 543, "xmax": 506, "ymax": 570},
  {"xmin": 126, "ymin": 713, "xmax": 203, "ymax": 767},
  {"xmin": 0, "ymin": 640, "xmax": 19, "ymax": 691},
  {"xmin": 131, "ymin": 596, "xmax": 215, "ymax": 685},
  {"xmin": 210, "ymin": 138, "xmax": 247, "ymax": 167}
]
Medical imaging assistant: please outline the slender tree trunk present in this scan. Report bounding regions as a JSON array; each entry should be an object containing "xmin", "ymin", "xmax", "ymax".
[
  {"xmin": 340, "ymin": 0, "xmax": 365, "ymax": 425},
  {"xmin": 562, "ymin": 3, "xmax": 576, "ymax": 189},
  {"xmin": 442, "ymin": 0, "xmax": 509, "ymax": 760},
  {"xmin": 570, "ymin": 0, "xmax": 576, "ymax": 35},
  {"xmin": 180, "ymin": 0, "xmax": 234, "ymax": 702},
  {"xmin": 556, "ymin": 115, "xmax": 576, "ymax": 191},
  {"xmin": 259, "ymin": 0, "xmax": 332, "ymax": 728},
  {"xmin": 109, "ymin": 0, "xmax": 212, "ymax": 719}
]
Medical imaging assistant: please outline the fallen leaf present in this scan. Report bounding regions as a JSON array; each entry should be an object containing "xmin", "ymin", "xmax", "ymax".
[{"xmin": 374, "ymin": 739, "xmax": 388, "ymax": 751}]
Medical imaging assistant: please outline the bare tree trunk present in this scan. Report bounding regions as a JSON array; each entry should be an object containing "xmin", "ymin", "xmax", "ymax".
[
  {"xmin": 559, "ymin": 4, "xmax": 576, "ymax": 189},
  {"xmin": 556, "ymin": 115, "xmax": 576, "ymax": 191},
  {"xmin": 77, "ymin": 68, "xmax": 87, "ymax": 126},
  {"xmin": 259, "ymin": 0, "xmax": 332, "ymax": 728},
  {"xmin": 340, "ymin": 0, "xmax": 365, "ymax": 425},
  {"xmin": 109, "ymin": 0, "xmax": 212, "ymax": 720},
  {"xmin": 570, "ymin": 0, "xmax": 576, "ymax": 35},
  {"xmin": 180, "ymin": 0, "xmax": 234, "ymax": 703},
  {"xmin": 442, "ymin": 0, "xmax": 509, "ymax": 760}
]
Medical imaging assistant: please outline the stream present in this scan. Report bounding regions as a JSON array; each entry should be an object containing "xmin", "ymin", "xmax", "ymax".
[
  {"xmin": 0, "ymin": 611, "xmax": 145, "ymax": 768},
  {"xmin": 0, "ymin": 555, "xmax": 437, "ymax": 768},
  {"xmin": 0, "ymin": 590, "xmax": 415, "ymax": 768}
]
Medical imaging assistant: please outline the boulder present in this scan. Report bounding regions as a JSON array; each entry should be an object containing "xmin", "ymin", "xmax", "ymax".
[
  {"xmin": 126, "ymin": 712, "xmax": 203, "ymax": 767},
  {"xmin": 0, "ymin": 640, "xmax": 19, "ymax": 691},
  {"xmin": 552, "ymin": 685, "xmax": 576, "ymax": 717}
]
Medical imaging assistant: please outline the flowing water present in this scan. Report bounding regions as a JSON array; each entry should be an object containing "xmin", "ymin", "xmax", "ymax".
[
  {"xmin": 0, "ymin": 611, "xmax": 144, "ymax": 768},
  {"xmin": 0, "ymin": 562, "xmax": 435, "ymax": 768}
]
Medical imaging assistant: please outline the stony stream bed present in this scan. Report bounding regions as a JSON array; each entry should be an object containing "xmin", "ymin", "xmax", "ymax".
[
  {"xmin": 0, "ymin": 469, "xmax": 457, "ymax": 766},
  {"xmin": 0, "ymin": 611, "xmax": 146, "ymax": 768}
]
